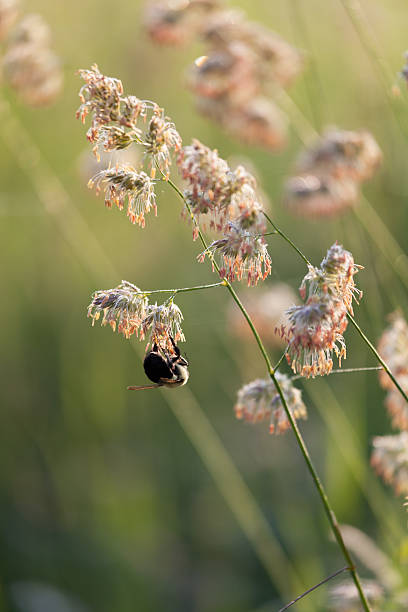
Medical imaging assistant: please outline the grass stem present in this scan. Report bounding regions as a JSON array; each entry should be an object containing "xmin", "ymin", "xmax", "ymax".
[
  {"xmin": 0, "ymin": 96, "xmax": 301, "ymax": 603},
  {"xmin": 165, "ymin": 173, "xmax": 372, "ymax": 612}
]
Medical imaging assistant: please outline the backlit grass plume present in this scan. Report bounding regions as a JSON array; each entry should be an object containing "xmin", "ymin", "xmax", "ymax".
[
  {"xmin": 87, "ymin": 280, "xmax": 185, "ymax": 351},
  {"xmin": 371, "ymin": 433, "xmax": 408, "ymax": 496},
  {"xmin": 77, "ymin": 59, "xmax": 405, "ymax": 612},
  {"xmin": 88, "ymin": 166, "xmax": 157, "ymax": 227},
  {"xmin": 177, "ymin": 138, "xmax": 266, "ymax": 234},
  {"xmin": 77, "ymin": 65, "xmax": 182, "ymax": 175},
  {"xmin": 144, "ymin": 2, "xmax": 302, "ymax": 149},
  {"xmin": 77, "ymin": 64, "xmax": 182, "ymax": 226},
  {"xmin": 282, "ymin": 243, "xmax": 361, "ymax": 377},
  {"xmin": 284, "ymin": 128, "xmax": 382, "ymax": 217},
  {"xmin": 234, "ymin": 373, "xmax": 307, "ymax": 435},
  {"xmin": 2, "ymin": 12, "xmax": 63, "ymax": 106},
  {"xmin": 198, "ymin": 221, "xmax": 271, "ymax": 286}
]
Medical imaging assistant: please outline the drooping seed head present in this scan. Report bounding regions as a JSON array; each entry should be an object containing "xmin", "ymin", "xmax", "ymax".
[
  {"xmin": 9, "ymin": 13, "xmax": 51, "ymax": 46},
  {"xmin": 3, "ymin": 44, "xmax": 63, "ymax": 106},
  {"xmin": 141, "ymin": 301, "xmax": 185, "ymax": 350},
  {"xmin": 234, "ymin": 373, "xmax": 307, "ymax": 435},
  {"xmin": 377, "ymin": 311, "xmax": 408, "ymax": 390},
  {"xmin": 88, "ymin": 165, "xmax": 157, "ymax": 227},
  {"xmin": 144, "ymin": 0, "xmax": 220, "ymax": 46},
  {"xmin": 371, "ymin": 432, "xmax": 408, "ymax": 496},
  {"xmin": 3, "ymin": 12, "xmax": 63, "ymax": 106},
  {"xmin": 177, "ymin": 139, "xmax": 265, "ymax": 232},
  {"xmin": 188, "ymin": 42, "xmax": 259, "ymax": 104},
  {"xmin": 77, "ymin": 64, "xmax": 124, "ymax": 136},
  {"xmin": 143, "ymin": 114, "xmax": 182, "ymax": 177},
  {"xmin": 329, "ymin": 580, "xmax": 384, "ymax": 612},
  {"xmin": 296, "ymin": 128, "xmax": 382, "ymax": 184},
  {"xmin": 220, "ymin": 97, "xmax": 288, "ymax": 151},
  {"xmin": 284, "ymin": 295, "xmax": 348, "ymax": 378},
  {"xmin": 78, "ymin": 66, "xmax": 182, "ymax": 177},
  {"xmin": 284, "ymin": 174, "xmax": 358, "ymax": 218},
  {"xmin": 198, "ymin": 221, "xmax": 272, "ymax": 286},
  {"xmin": 300, "ymin": 242, "xmax": 362, "ymax": 315},
  {"xmin": 87, "ymin": 283, "xmax": 186, "ymax": 350},
  {"xmin": 202, "ymin": 9, "xmax": 303, "ymax": 87},
  {"xmin": 384, "ymin": 385, "xmax": 408, "ymax": 431},
  {"xmin": 87, "ymin": 281, "xmax": 149, "ymax": 339}
]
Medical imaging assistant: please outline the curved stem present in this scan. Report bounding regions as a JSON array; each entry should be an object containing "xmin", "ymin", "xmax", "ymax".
[
  {"xmin": 131, "ymin": 281, "xmax": 225, "ymax": 297},
  {"xmin": 348, "ymin": 314, "xmax": 408, "ymax": 403},
  {"xmin": 274, "ymin": 350, "xmax": 288, "ymax": 372},
  {"xmin": 291, "ymin": 365, "xmax": 382, "ymax": 381},
  {"xmin": 0, "ymin": 97, "xmax": 303, "ymax": 602},
  {"xmin": 262, "ymin": 211, "xmax": 311, "ymax": 267},
  {"xmin": 275, "ymin": 87, "xmax": 408, "ymax": 294},
  {"xmin": 278, "ymin": 565, "xmax": 350, "ymax": 612},
  {"xmin": 262, "ymin": 209, "xmax": 408, "ymax": 405},
  {"xmin": 165, "ymin": 175, "xmax": 372, "ymax": 612}
]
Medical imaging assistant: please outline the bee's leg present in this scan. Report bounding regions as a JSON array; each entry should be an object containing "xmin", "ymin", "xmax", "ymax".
[
  {"xmin": 169, "ymin": 335, "xmax": 181, "ymax": 357},
  {"xmin": 127, "ymin": 383, "xmax": 163, "ymax": 390}
]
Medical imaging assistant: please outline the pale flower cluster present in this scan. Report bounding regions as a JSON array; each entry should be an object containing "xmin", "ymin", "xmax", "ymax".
[
  {"xmin": 282, "ymin": 243, "xmax": 361, "ymax": 377},
  {"xmin": 177, "ymin": 138, "xmax": 259, "ymax": 231},
  {"xmin": 372, "ymin": 312, "xmax": 408, "ymax": 494},
  {"xmin": 88, "ymin": 281, "xmax": 185, "ymax": 352},
  {"xmin": 144, "ymin": 0, "xmax": 220, "ymax": 46},
  {"xmin": 77, "ymin": 64, "xmax": 182, "ymax": 174},
  {"xmin": 378, "ymin": 313, "xmax": 408, "ymax": 430},
  {"xmin": 177, "ymin": 138, "xmax": 271, "ymax": 285},
  {"xmin": 77, "ymin": 65, "xmax": 182, "ymax": 226},
  {"xmin": 371, "ymin": 432, "xmax": 408, "ymax": 496},
  {"xmin": 198, "ymin": 222, "xmax": 271, "ymax": 286},
  {"xmin": 329, "ymin": 580, "xmax": 384, "ymax": 612},
  {"xmin": 145, "ymin": 2, "xmax": 302, "ymax": 149},
  {"xmin": 234, "ymin": 373, "xmax": 307, "ymax": 435},
  {"xmin": 88, "ymin": 167, "xmax": 157, "ymax": 228},
  {"xmin": 378, "ymin": 312, "xmax": 408, "ymax": 388},
  {"xmin": 2, "ymin": 12, "xmax": 63, "ymax": 106},
  {"xmin": 284, "ymin": 128, "xmax": 382, "ymax": 217}
]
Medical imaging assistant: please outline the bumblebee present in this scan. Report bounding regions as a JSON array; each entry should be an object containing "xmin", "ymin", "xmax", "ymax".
[{"xmin": 127, "ymin": 336, "xmax": 189, "ymax": 391}]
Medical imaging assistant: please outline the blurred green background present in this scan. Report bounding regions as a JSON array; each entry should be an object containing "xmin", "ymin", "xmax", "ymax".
[{"xmin": 1, "ymin": 1, "xmax": 408, "ymax": 611}]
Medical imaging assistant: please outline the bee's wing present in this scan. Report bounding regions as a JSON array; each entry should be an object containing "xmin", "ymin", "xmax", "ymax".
[{"xmin": 127, "ymin": 384, "xmax": 162, "ymax": 391}]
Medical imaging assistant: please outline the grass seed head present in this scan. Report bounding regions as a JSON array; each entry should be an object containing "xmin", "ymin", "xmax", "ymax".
[
  {"xmin": 88, "ymin": 165, "xmax": 157, "ymax": 227},
  {"xmin": 234, "ymin": 373, "xmax": 307, "ymax": 435},
  {"xmin": 371, "ymin": 432, "xmax": 408, "ymax": 496}
]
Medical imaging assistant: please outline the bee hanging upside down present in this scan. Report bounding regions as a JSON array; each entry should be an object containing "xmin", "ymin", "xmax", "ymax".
[{"xmin": 127, "ymin": 336, "xmax": 189, "ymax": 391}]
